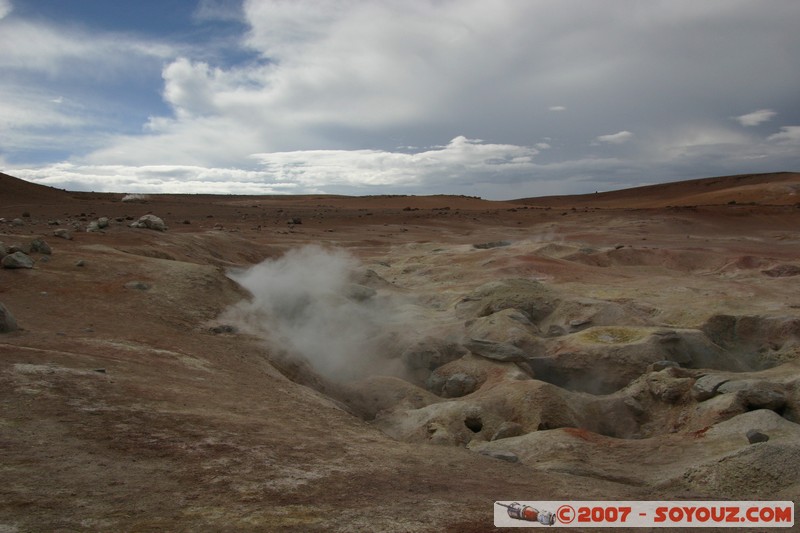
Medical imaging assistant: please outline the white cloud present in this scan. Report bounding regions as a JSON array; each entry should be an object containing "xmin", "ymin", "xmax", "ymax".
[
  {"xmin": 767, "ymin": 126, "xmax": 800, "ymax": 144},
  {"xmin": 4, "ymin": 1, "xmax": 800, "ymax": 199},
  {"xmin": 0, "ymin": 0, "xmax": 12, "ymax": 20},
  {"xmin": 11, "ymin": 163, "xmax": 296, "ymax": 195},
  {"xmin": 594, "ymin": 131, "xmax": 633, "ymax": 144},
  {"xmin": 735, "ymin": 109, "xmax": 777, "ymax": 127},
  {"xmin": 0, "ymin": 19, "xmax": 172, "ymax": 76},
  {"xmin": 250, "ymin": 136, "xmax": 540, "ymax": 189},
  {"xmin": 9, "ymin": 137, "xmax": 544, "ymax": 197}
]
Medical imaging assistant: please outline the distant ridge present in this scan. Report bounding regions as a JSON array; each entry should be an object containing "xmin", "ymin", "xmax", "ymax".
[
  {"xmin": 2, "ymin": 170, "xmax": 799, "ymax": 208},
  {"xmin": 514, "ymin": 172, "xmax": 800, "ymax": 208}
]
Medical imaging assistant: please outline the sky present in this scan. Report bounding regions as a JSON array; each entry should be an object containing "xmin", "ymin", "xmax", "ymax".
[{"xmin": 1, "ymin": 0, "xmax": 799, "ymax": 200}]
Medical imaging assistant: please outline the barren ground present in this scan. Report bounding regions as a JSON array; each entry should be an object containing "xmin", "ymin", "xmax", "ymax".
[{"xmin": 1, "ymin": 172, "xmax": 799, "ymax": 531}]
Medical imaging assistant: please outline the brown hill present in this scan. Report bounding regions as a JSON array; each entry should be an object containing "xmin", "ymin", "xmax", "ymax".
[
  {"xmin": 3, "ymin": 170, "xmax": 799, "ymax": 210},
  {"xmin": 0, "ymin": 171, "xmax": 72, "ymax": 206},
  {"xmin": 514, "ymin": 171, "xmax": 800, "ymax": 208}
]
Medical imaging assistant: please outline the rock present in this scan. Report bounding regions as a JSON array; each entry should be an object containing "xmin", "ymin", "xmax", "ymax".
[
  {"xmin": 86, "ymin": 221, "xmax": 101, "ymax": 232},
  {"xmin": 762, "ymin": 264, "xmax": 800, "ymax": 277},
  {"xmin": 53, "ymin": 229, "xmax": 72, "ymax": 240},
  {"xmin": 210, "ymin": 324, "xmax": 237, "ymax": 334},
  {"xmin": 692, "ymin": 374, "xmax": 730, "ymax": 401},
  {"xmin": 130, "ymin": 214, "xmax": 167, "ymax": 231},
  {"xmin": 11, "ymin": 218, "xmax": 24, "ymax": 226},
  {"xmin": 75, "ymin": 260, "xmax": 86, "ymax": 267},
  {"xmin": 2, "ymin": 251, "xmax": 34, "ymax": 269},
  {"xmin": 0, "ymin": 303, "xmax": 18, "ymax": 333},
  {"xmin": 650, "ymin": 360, "xmax": 680, "ymax": 372},
  {"xmin": 97, "ymin": 217, "xmax": 110, "ymax": 229},
  {"xmin": 29, "ymin": 239, "xmax": 52, "ymax": 255},
  {"xmin": 491, "ymin": 422, "xmax": 525, "ymax": 441},
  {"xmin": 402, "ymin": 338, "xmax": 468, "ymax": 381},
  {"xmin": 437, "ymin": 373, "xmax": 478, "ymax": 398},
  {"xmin": 124, "ymin": 281, "xmax": 150, "ymax": 291},
  {"xmin": 646, "ymin": 373, "xmax": 694, "ymax": 404},
  {"xmin": 478, "ymin": 449, "xmax": 519, "ymax": 463},
  {"xmin": 473, "ymin": 240, "xmax": 511, "ymax": 250},
  {"xmin": 465, "ymin": 338, "xmax": 527, "ymax": 362},
  {"xmin": 288, "ymin": 217, "xmax": 302, "ymax": 225},
  {"xmin": 8, "ymin": 244, "xmax": 30, "ymax": 254},
  {"xmin": 456, "ymin": 279, "xmax": 558, "ymax": 323},
  {"xmin": 718, "ymin": 380, "xmax": 786, "ymax": 411},
  {"xmin": 465, "ymin": 308, "xmax": 546, "ymax": 359},
  {"xmin": 746, "ymin": 429, "xmax": 769, "ymax": 444}
]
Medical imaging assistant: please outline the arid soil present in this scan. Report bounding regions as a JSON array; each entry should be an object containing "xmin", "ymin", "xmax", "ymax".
[{"xmin": 2, "ymin": 171, "xmax": 799, "ymax": 531}]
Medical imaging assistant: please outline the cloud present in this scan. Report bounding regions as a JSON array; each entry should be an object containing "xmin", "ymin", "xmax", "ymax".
[
  {"xmin": 0, "ymin": 19, "xmax": 173, "ymax": 76},
  {"xmin": 4, "ymin": 1, "xmax": 800, "ymax": 198},
  {"xmin": 250, "ymin": 136, "xmax": 539, "ymax": 190},
  {"xmin": 594, "ymin": 131, "xmax": 633, "ymax": 145},
  {"xmin": 735, "ymin": 109, "xmax": 777, "ymax": 127},
  {"xmin": 0, "ymin": 0, "xmax": 12, "ymax": 20},
  {"xmin": 9, "ymin": 163, "xmax": 298, "ymax": 195},
  {"xmin": 767, "ymin": 126, "xmax": 800, "ymax": 144}
]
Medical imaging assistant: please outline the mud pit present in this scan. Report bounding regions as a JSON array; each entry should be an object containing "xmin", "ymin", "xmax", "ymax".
[{"xmin": 2, "ymin": 171, "xmax": 800, "ymax": 531}]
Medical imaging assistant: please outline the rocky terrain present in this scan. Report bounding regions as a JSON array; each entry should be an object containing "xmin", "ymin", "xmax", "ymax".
[{"xmin": 1, "ymin": 171, "xmax": 799, "ymax": 531}]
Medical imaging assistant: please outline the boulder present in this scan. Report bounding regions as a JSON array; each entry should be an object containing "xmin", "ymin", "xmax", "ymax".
[
  {"xmin": 692, "ymin": 374, "xmax": 730, "ymax": 401},
  {"xmin": 455, "ymin": 278, "xmax": 558, "ymax": 323},
  {"xmin": 0, "ymin": 303, "xmax": 18, "ymax": 333},
  {"xmin": 465, "ymin": 308, "xmax": 546, "ymax": 358},
  {"xmin": 427, "ymin": 352, "xmax": 530, "ymax": 397},
  {"xmin": 53, "ymin": 229, "xmax": 72, "ymax": 240},
  {"xmin": 718, "ymin": 380, "xmax": 787, "ymax": 411},
  {"xmin": 29, "ymin": 238, "xmax": 52, "ymax": 255},
  {"xmin": 131, "ymin": 214, "xmax": 167, "ymax": 231},
  {"xmin": 2, "ymin": 251, "xmax": 34, "ymax": 269}
]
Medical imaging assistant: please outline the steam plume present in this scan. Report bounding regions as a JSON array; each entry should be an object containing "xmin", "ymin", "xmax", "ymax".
[{"xmin": 225, "ymin": 245, "xmax": 413, "ymax": 381}]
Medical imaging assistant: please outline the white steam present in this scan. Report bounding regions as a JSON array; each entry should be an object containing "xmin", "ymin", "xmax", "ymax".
[{"xmin": 225, "ymin": 245, "xmax": 414, "ymax": 381}]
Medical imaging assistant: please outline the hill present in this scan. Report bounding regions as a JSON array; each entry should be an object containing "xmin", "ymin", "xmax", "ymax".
[{"xmin": 514, "ymin": 171, "xmax": 800, "ymax": 208}]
